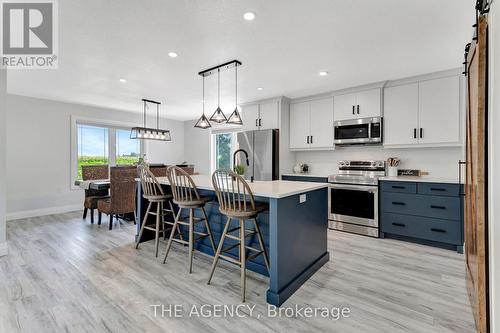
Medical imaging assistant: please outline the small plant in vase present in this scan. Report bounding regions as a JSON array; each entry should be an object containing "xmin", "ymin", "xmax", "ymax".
[{"xmin": 234, "ymin": 164, "xmax": 246, "ymax": 176}]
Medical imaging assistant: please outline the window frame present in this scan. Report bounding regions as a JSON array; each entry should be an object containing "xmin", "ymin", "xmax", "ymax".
[
  {"xmin": 70, "ymin": 116, "xmax": 144, "ymax": 190},
  {"xmin": 210, "ymin": 130, "xmax": 238, "ymax": 174}
]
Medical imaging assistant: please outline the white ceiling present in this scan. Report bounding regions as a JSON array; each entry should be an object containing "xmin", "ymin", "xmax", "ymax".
[{"xmin": 7, "ymin": 0, "xmax": 475, "ymax": 121}]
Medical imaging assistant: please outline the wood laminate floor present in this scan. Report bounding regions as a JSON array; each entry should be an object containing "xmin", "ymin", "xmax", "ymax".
[{"xmin": 0, "ymin": 212, "xmax": 475, "ymax": 333}]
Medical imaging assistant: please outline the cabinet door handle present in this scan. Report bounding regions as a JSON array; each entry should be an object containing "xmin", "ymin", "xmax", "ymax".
[
  {"xmin": 392, "ymin": 185, "xmax": 406, "ymax": 189},
  {"xmin": 357, "ymin": 105, "xmax": 360, "ymax": 114},
  {"xmin": 430, "ymin": 188, "xmax": 446, "ymax": 192},
  {"xmin": 431, "ymin": 228, "xmax": 447, "ymax": 233},
  {"xmin": 392, "ymin": 201, "xmax": 406, "ymax": 206},
  {"xmin": 307, "ymin": 136, "xmax": 310, "ymax": 144},
  {"xmin": 259, "ymin": 118, "xmax": 262, "ymax": 127},
  {"xmin": 392, "ymin": 223, "xmax": 405, "ymax": 227},
  {"xmin": 430, "ymin": 205, "xmax": 446, "ymax": 210},
  {"xmin": 420, "ymin": 128, "xmax": 423, "ymax": 138},
  {"xmin": 256, "ymin": 119, "xmax": 258, "ymax": 127},
  {"xmin": 310, "ymin": 136, "xmax": 313, "ymax": 144},
  {"xmin": 352, "ymin": 105, "xmax": 355, "ymax": 115},
  {"xmin": 413, "ymin": 128, "xmax": 417, "ymax": 139}
]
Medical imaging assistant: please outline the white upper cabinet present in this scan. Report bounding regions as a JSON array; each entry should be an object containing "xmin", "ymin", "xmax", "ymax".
[
  {"xmin": 258, "ymin": 101, "xmax": 280, "ymax": 130},
  {"xmin": 334, "ymin": 88, "xmax": 381, "ymax": 121},
  {"xmin": 355, "ymin": 89, "xmax": 382, "ymax": 118},
  {"xmin": 309, "ymin": 98, "xmax": 334, "ymax": 148},
  {"xmin": 240, "ymin": 101, "xmax": 279, "ymax": 131},
  {"xmin": 289, "ymin": 97, "xmax": 334, "ymax": 150},
  {"xmin": 289, "ymin": 101, "xmax": 310, "ymax": 149},
  {"xmin": 333, "ymin": 93, "xmax": 357, "ymax": 121},
  {"xmin": 383, "ymin": 75, "xmax": 461, "ymax": 147},
  {"xmin": 418, "ymin": 76, "xmax": 460, "ymax": 145},
  {"xmin": 240, "ymin": 104, "xmax": 259, "ymax": 131},
  {"xmin": 384, "ymin": 83, "xmax": 419, "ymax": 146}
]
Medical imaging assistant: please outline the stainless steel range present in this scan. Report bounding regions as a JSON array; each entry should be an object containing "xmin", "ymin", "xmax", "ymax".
[{"xmin": 328, "ymin": 160, "xmax": 386, "ymax": 237}]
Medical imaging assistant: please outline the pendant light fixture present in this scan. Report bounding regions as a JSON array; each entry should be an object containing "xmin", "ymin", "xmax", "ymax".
[
  {"xmin": 131, "ymin": 99, "xmax": 172, "ymax": 141},
  {"xmin": 226, "ymin": 62, "xmax": 243, "ymax": 125},
  {"xmin": 209, "ymin": 68, "xmax": 227, "ymax": 123},
  {"xmin": 194, "ymin": 76, "xmax": 211, "ymax": 129},
  {"xmin": 195, "ymin": 60, "xmax": 242, "ymax": 129}
]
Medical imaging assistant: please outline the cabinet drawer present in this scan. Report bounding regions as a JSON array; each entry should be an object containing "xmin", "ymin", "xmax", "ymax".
[
  {"xmin": 381, "ymin": 192, "xmax": 419, "ymax": 215},
  {"xmin": 381, "ymin": 193, "xmax": 461, "ymax": 220},
  {"xmin": 381, "ymin": 213, "xmax": 461, "ymax": 245},
  {"xmin": 380, "ymin": 181, "xmax": 416, "ymax": 194},
  {"xmin": 417, "ymin": 183, "xmax": 460, "ymax": 197},
  {"xmin": 417, "ymin": 195, "xmax": 461, "ymax": 220}
]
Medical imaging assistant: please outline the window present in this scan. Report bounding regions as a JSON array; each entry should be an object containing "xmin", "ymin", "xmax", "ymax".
[
  {"xmin": 77, "ymin": 124, "xmax": 109, "ymax": 180},
  {"xmin": 73, "ymin": 121, "xmax": 143, "ymax": 182},
  {"xmin": 116, "ymin": 129, "xmax": 140, "ymax": 165},
  {"xmin": 213, "ymin": 132, "xmax": 236, "ymax": 171}
]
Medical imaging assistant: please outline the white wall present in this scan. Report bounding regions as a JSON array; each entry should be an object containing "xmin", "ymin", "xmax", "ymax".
[
  {"xmin": 0, "ymin": 69, "xmax": 6, "ymax": 255},
  {"xmin": 488, "ymin": 2, "xmax": 499, "ymax": 331},
  {"xmin": 183, "ymin": 120, "xmax": 211, "ymax": 175},
  {"xmin": 295, "ymin": 146, "xmax": 463, "ymax": 178},
  {"xmin": 5, "ymin": 94, "xmax": 185, "ymax": 220}
]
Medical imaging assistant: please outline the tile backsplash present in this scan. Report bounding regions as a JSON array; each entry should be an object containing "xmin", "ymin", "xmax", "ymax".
[{"xmin": 294, "ymin": 146, "xmax": 464, "ymax": 179}]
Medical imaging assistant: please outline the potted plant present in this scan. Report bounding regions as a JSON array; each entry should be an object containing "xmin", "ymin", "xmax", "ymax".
[{"xmin": 234, "ymin": 164, "xmax": 246, "ymax": 176}]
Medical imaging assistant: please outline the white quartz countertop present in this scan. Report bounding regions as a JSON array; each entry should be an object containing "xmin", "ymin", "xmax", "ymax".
[
  {"xmin": 379, "ymin": 176, "xmax": 460, "ymax": 184},
  {"xmin": 154, "ymin": 175, "xmax": 329, "ymax": 199}
]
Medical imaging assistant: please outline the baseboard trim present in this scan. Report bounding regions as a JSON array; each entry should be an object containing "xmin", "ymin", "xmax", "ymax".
[
  {"xmin": 6, "ymin": 204, "xmax": 82, "ymax": 221},
  {"xmin": 0, "ymin": 242, "xmax": 7, "ymax": 257}
]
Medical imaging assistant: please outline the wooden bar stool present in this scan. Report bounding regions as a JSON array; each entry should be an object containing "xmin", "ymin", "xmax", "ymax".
[
  {"xmin": 136, "ymin": 165, "xmax": 178, "ymax": 257},
  {"xmin": 208, "ymin": 169, "xmax": 270, "ymax": 302},
  {"xmin": 163, "ymin": 166, "xmax": 216, "ymax": 273}
]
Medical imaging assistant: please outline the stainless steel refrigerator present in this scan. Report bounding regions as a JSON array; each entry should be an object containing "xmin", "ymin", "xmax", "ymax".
[{"xmin": 235, "ymin": 129, "xmax": 279, "ymax": 181}]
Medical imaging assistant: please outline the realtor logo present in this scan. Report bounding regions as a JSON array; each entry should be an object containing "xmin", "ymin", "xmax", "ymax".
[{"xmin": 1, "ymin": 0, "xmax": 58, "ymax": 68}]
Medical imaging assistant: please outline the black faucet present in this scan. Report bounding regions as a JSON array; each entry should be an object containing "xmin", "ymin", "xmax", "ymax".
[
  {"xmin": 233, "ymin": 149, "xmax": 253, "ymax": 182},
  {"xmin": 233, "ymin": 149, "xmax": 249, "ymax": 167}
]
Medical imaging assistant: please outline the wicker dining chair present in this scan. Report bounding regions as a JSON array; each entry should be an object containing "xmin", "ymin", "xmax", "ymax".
[
  {"xmin": 149, "ymin": 166, "xmax": 168, "ymax": 177},
  {"xmin": 136, "ymin": 164, "xmax": 177, "ymax": 257},
  {"xmin": 162, "ymin": 166, "xmax": 216, "ymax": 273},
  {"xmin": 97, "ymin": 166, "xmax": 137, "ymax": 230},
  {"xmin": 207, "ymin": 169, "xmax": 270, "ymax": 302},
  {"xmin": 82, "ymin": 165, "xmax": 109, "ymax": 224}
]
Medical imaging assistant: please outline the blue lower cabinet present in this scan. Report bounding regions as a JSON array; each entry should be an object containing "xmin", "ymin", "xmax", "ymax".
[
  {"xmin": 281, "ymin": 175, "xmax": 328, "ymax": 183},
  {"xmin": 380, "ymin": 181, "xmax": 464, "ymax": 253},
  {"xmin": 382, "ymin": 213, "xmax": 461, "ymax": 245}
]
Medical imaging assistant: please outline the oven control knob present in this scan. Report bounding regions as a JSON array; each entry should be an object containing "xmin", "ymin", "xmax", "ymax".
[
  {"xmin": 339, "ymin": 161, "xmax": 345, "ymax": 166},
  {"xmin": 377, "ymin": 161, "xmax": 384, "ymax": 167}
]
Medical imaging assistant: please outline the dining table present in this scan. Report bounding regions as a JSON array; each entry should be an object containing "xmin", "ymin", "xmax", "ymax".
[{"xmin": 75, "ymin": 179, "xmax": 111, "ymax": 191}]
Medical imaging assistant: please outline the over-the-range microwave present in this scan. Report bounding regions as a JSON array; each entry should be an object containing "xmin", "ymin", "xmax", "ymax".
[{"xmin": 334, "ymin": 117, "xmax": 383, "ymax": 145}]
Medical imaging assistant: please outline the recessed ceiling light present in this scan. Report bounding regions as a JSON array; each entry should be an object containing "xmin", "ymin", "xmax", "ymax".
[
  {"xmin": 243, "ymin": 12, "xmax": 256, "ymax": 21},
  {"xmin": 168, "ymin": 52, "xmax": 178, "ymax": 58},
  {"xmin": 119, "ymin": 78, "xmax": 127, "ymax": 83},
  {"xmin": 319, "ymin": 71, "xmax": 329, "ymax": 76},
  {"xmin": 257, "ymin": 87, "xmax": 263, "ymax": 91}
]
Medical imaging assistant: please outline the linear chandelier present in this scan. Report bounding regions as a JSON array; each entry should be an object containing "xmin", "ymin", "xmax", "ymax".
[
  {"xmin": 131, "ymin": 99, "xmax": 172, "ymax": 141},
  {"xmin": 195, "ymin": 60, "xmax": 242, "ymax": 129}
]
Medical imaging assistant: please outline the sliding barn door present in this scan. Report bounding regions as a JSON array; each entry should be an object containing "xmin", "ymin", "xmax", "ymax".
[{"xmin": 465, "ymin": 15, "xmax": 489, "ymax": 333}]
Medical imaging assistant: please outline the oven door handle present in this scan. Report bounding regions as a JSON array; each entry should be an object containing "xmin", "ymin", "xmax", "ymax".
[{"xmin": 329, "ymin": 184, "xmax": 378, "ymax": 193}]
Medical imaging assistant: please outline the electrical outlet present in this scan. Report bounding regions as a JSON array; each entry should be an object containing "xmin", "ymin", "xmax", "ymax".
[{"xmin": 299, "ymin": 194, "xmax": 307, "ymax": 203}]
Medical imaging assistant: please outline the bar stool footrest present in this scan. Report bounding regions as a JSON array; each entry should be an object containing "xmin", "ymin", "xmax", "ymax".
[{"xmin": 218, "ymin": 254, "xmax": 242, "ymax": 265}]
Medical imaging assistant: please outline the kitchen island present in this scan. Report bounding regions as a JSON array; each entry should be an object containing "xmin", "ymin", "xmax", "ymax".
[{"xmin": 136, "ymin": 175, "xmax": 329, "ymax": 306}]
